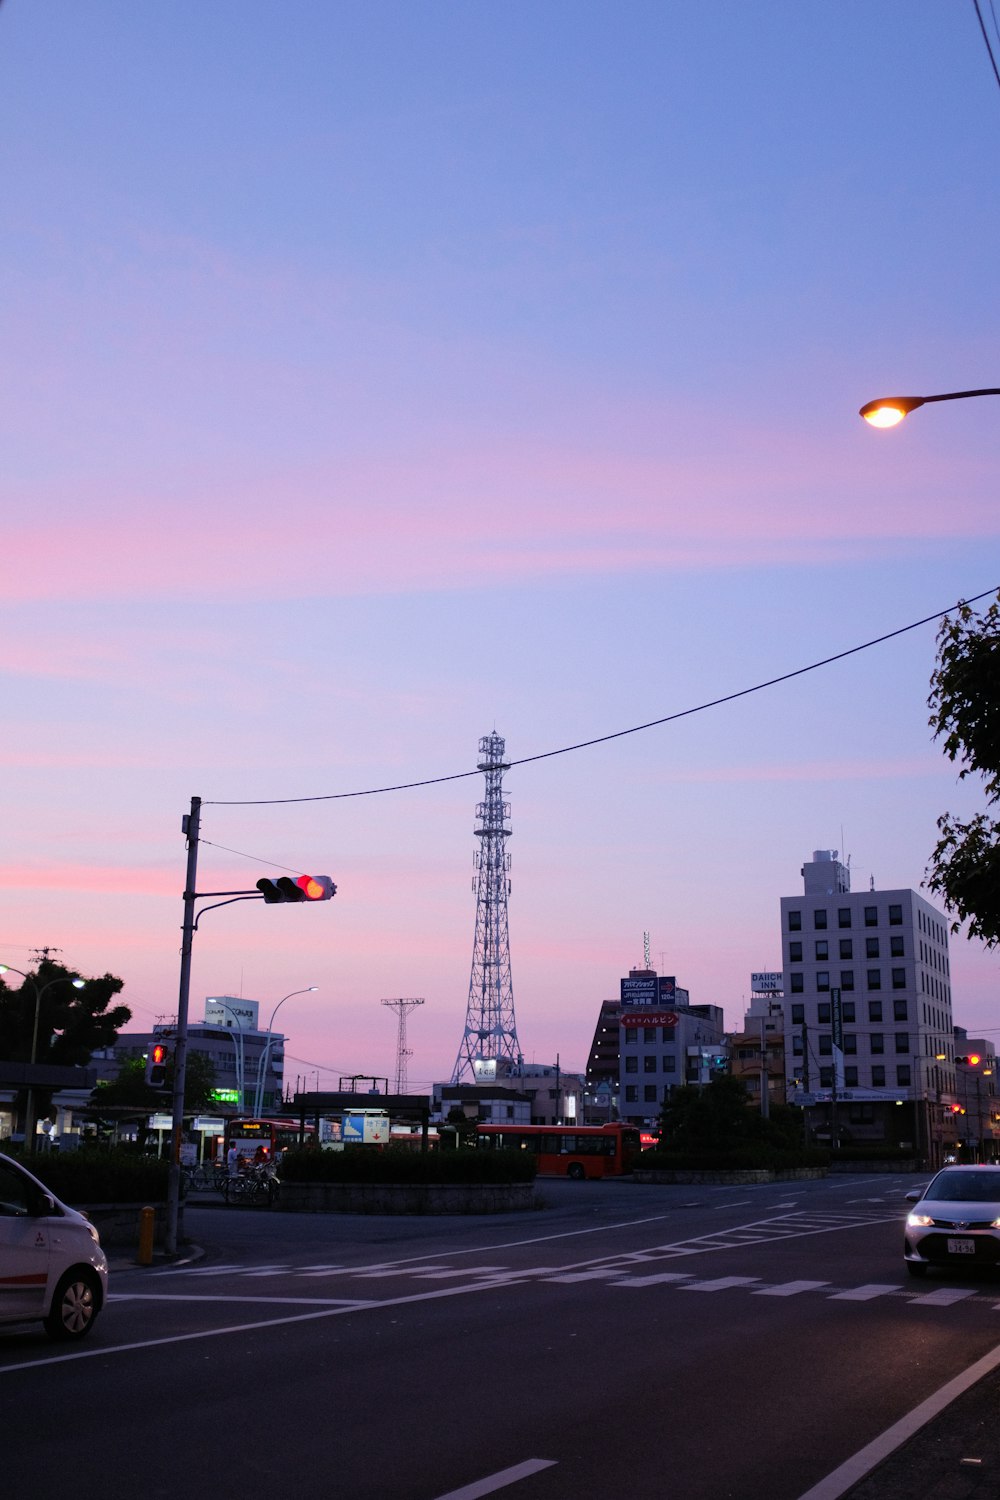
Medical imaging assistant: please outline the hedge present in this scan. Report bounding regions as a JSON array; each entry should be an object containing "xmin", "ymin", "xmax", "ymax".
[
  {"xmin": 638, "ymin": 1146, "xmax": 830, "ymax": 1172},
  {"xmin": 7, "ymin": 1147, "xmax": 170, "ymax": 1205},
  {"xmin": 278, "ymin": 1145, "xmax": 536, "ymax": 1185}
]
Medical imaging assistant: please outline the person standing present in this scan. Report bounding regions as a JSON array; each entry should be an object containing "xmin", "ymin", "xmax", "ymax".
[{"xmin": 227, "ymin": 1143, "xmax": 239, "ymax": 1178}]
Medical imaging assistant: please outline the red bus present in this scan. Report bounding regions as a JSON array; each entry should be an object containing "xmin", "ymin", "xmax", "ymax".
[
  {"xmin": 476, "ymin": 1122, "xmax": 641, "ymax": 1180},
  {"xmin": 223, "ymin": 1117, "xmax": 312, "ymax": 1165}
]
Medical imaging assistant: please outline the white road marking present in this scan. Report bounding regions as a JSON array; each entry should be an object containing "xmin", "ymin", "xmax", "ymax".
[
  {"xmin": 754, "ymin": 1280, "xmax": 831, "ymax": 1297},
  {"xmin": 411, "ymin": 1267, "xmax": 510, "ymax": 1279},
  {"xmin": 680, "ymin": 1276, "xmax": 761, "ymax": 1292},
  {"xmin": 794, "ymin": 1340, "xmax": 1000, "ymax": 1500},
  {"xmin": 910, "ymin": 1287, "xmax": 979, "ymax": 1307},
  {"xmin": 432, "ymin": 1458, "xmax": 557, "ymax": 1500},
  {"xmin": 828, "ymin": 1284, "xmax": 902, "ymax": 1301},
  {"xmin": 613, "ymin": 1272, "xmax": 694, "ymax": 1287},
  {"xmin": 546, "ymin": 1269, "xmax": 628, "ymax": 1283},
  {"xmin": 109, "ymin": 1293, "xmax": 369, "ymax": 1306}
]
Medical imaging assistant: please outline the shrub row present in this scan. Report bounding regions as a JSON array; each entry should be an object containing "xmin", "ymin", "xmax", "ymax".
[
  {"xmin": 9, "ymin": 1147, "xmax": 170, "ymax": 1205},
  {"xmin": 638, "ymin": 1146, "xmax": 830, "ymax": 1172},
  {"xmin": 278, "ymin": 1145, "xmax": 536, "ymax": 1185}
]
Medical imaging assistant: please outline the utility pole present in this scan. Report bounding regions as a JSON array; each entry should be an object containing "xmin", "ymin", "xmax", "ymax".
[{"xmin": 166, "ymin": 795, "xmax": 201, "ymax": 1257}]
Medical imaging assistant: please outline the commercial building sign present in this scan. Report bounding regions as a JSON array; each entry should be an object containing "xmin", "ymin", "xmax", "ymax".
[
  {"xmin": 621, "ymin": 975, "xmax": 678, "ymax": 1008},
  {"xmin": 751, "ymin": 972, "xmax": 783, "ymax": 993},
  {"xmin": 205, "ymin": 997, "xmax": 260, "ymax": 1030},
  {"xmin": 619, "ymin": 1011, "xmax": 680, "ymax": 1029}
]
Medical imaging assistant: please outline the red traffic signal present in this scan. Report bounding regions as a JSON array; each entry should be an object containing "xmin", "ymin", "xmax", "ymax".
[
  {"xmin": 955, "ymin": 1055, "xmax": 982, "ymax": 1067},
  {"xmin": 256, "ymin": 875, "xmax": 337, "ymax": 904},
  {"xmin": 146, "ymin": 1041, "xmax": 169, "ymax": 1088}
]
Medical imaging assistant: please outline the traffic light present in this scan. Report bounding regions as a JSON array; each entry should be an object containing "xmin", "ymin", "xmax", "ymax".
[
  {"xmin": 955, "ymin": 1055, "xmax": 982, "ymax": 1067},
  {"xmin": 146, "ymin": 1041, "xmax": 169, "ymax": 1088},
  {"xmin": 256, "ymin": 875, "xmax": 337, "ymax": 904}
]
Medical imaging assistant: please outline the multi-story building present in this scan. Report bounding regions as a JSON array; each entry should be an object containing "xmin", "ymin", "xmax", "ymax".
[
  {"xmin": 779, "ymin": 849, "xmax": 955, "ymax": 1164},
  {"xmin": 614, "ymin": 969, "xmax": 725, "ymax": 1125},
  {"xmin": 951, "ymin": 1028, "xmax": 1000, "ymax": 1162}
]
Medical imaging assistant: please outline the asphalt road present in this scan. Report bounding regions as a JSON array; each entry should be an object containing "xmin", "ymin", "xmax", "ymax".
[{"xmin": 5, "ymin": 1173, "xmax": 1000, "ymax": 1500}]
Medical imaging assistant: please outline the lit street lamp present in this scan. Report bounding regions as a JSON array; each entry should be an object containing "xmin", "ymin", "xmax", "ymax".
[
  {"xmin": 0, "ymin": 964, "xmax": 85, "ymax": 1151},
  {"xmin": 253, "ymin": 987, "xmax": 318, "ymax": 1119},
  {"xmin": 859, "ymin": 387, "xmax": 1000, "ymax": 428}
]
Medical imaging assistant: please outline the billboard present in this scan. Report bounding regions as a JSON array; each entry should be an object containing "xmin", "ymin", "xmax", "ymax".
[
  {"xmin": 750, "ymin": 972, "xmax": 783, "ymax": 993},
  {"xmin": 621, "ymin": 975, "xmax": 657, "ymax": 1008},
  {"xmin": 205, "ymin": 997, "xmax": 260, "ymax": 1030},
  {"xmin": 619, "ymin": 1011, "xmax": 679, "ymax": 1029}
]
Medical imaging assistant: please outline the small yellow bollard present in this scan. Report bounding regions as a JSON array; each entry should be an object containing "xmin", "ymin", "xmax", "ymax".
[{"xmin": 137, "ymin": 1204, "xmax": 155, "ymax": 1266}]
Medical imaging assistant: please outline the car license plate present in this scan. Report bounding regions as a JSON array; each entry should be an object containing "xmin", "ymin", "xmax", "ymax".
[{"xmin": 947, "ymin": 1238, "xmax": 976, "ymax": 1255}]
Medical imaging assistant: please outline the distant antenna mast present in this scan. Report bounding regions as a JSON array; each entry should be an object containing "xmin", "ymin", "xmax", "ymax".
[
  {"xmin": 643, "ymin": 931, "xmax": 652, "ymax": 969},
  {"xmin": 381, "ymin": 998, "xmax": 424, "ymax": 1093}
]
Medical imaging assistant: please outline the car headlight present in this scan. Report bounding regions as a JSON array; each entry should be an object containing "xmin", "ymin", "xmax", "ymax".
[
  {"xmin": 86, "ymin": 1222, "xmax": 102, "ymax": 1246},
  {"xmin": 907, "ymin": 1213, "xmax": 934, "ymax": 1228}
]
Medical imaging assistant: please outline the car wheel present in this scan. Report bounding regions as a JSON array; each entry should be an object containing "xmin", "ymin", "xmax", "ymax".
[
  {"xmin": 44, "ymin": 1268, "xmax": 101, "ymax": 1341},
  {"xmin": 567, "ymin": 1163, "xmax": 585, "ymax": 1181},
  {"xmin": 906, "ymin": 1261, "xmax": 928, "ymax": 1279}
]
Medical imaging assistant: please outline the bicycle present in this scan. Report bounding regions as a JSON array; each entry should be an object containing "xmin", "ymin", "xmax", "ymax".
[{"xmin": 223, "ymin": 1166, "xmax": 279, "ymax": 1208}]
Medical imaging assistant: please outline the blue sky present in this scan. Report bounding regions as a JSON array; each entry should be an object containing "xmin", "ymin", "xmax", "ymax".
[{"xmin": 2, "ymin": 1, "xmax": 999, "ymax": 1085}]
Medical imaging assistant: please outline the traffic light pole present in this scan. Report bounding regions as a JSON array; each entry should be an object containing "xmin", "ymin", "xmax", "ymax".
[{"xmin": 166, "ymin": 796, "xmax": 201, "ymax": 1257}]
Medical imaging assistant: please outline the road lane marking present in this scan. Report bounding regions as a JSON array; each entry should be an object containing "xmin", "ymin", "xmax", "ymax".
[
  {"xmin": 680, "ymin": 1276, "xmax": 761, "ymax": 1292},
  {"xmin": 411, "ymin": 1267, "xmax": 510, "ymax": 1279},
  {"xmin": 794, "ymin": 1340, "xmax": 1000, "ymax": 1500},
  {"xmin": 754, "ymin": 1281, "xmax": 831, "ymax": 1297},
  {"xmin": 613, "ymin": 1272, "xmax": 693, "ymax": 1287},
  {"xmin": 109, "ymin": 1293, "xmax": 370, "ymax": 1306},
  {"xmin": 910, "ymin": 1287, "xmax": 979, "ymax": 1306},
  {"xmin": 432, "ymin": 1458, "xmax": 557, "ymax": 1499},
  {"xmin": 828, "ymin": 1284, "xmax": 902, "ymax": 1301},
  {"xmin": 546, "ymin": 1269, "xmax": 632, "ymax": 1283}
]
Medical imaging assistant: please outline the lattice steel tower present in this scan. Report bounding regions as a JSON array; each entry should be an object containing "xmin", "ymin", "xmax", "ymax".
[
  {"xmin": 381, "ymin": 997, "xmax": 424, "ymax": 1094},
  {"xmin": 451, "ymin": 731, "xmax": 523, "ymax": 1083}
]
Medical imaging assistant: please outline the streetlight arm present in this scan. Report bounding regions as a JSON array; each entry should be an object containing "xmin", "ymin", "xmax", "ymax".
[
  {"xmin": 860, "ymin": 388, "xmax": 1000, "ymax": 426},
  {"xmin": 253, "ymin": 988, "xmax": 318, "ymax": 1118}
]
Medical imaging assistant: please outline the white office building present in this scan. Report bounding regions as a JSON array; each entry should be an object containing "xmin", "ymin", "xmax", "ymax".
[{"xmin": 779, "ymin": 849, "xmax": 955, "ymax": 1164}]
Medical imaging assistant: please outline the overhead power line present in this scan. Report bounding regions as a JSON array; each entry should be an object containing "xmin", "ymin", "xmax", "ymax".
[{"xmin": 204, "ymin": 585, "xmax": 999, "ymax": 809}]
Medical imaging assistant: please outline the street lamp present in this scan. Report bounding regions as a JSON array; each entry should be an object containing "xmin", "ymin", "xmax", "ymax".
[
  {"xmin": 0, "ymin": 964, "xmax": 85, "ymax": 1151},
  {"xmin": 253, "ymin": 987, "xmax": 318, "ymax": 1119},
  {"xmin": 212, "ymin": 1000, "xmax": 253, "ymax": 1115},
  {"xmin": 859, "ymin": 387, "xmax": 1000, "ymax": 428}
]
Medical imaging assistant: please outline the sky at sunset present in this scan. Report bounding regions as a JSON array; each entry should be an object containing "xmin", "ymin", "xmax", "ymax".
[{"xmin": 3, "ymin": 2, "xmax": 1000, "ymax": 1091}]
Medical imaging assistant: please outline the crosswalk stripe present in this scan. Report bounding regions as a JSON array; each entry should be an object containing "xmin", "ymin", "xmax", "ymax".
[
  {"xmin": 828, "ymin": 1284, "xmax": 902, "ymax": 1301},
  {"xmin": 753, "ymin": 1280, "xmax": 831, "ymax": 1297},
  {"xmin": 680, "ymin": 1276, "xmax": 761, "ymax": 1292},
  {"xmin": 613, "ymin": 1272, "xmax": 693, "ymax": 1287},
  {"xmin": 911, "ymin": 1287, "xmax": 979, "ymax": 1306}
]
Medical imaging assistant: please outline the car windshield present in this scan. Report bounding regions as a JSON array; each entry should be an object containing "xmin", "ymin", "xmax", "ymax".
[{"xmin": 926, "ymin": 1170, "xmax": 1000, "ymax": 1203}]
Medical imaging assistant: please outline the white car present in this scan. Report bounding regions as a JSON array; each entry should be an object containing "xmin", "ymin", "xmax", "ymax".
[
  {"xmin": 904, "ymin": 1164, "xmax": 1000, "ymax": 1278},
  {"xmin": 0, "ymin": 1151, "xmax": 109, "ymax": 1339}
]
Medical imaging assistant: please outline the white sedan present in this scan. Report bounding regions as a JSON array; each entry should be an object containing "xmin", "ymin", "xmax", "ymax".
[{"xmin": 0, "ymin": 1152, "xmax": 109, "ymax": 1339}]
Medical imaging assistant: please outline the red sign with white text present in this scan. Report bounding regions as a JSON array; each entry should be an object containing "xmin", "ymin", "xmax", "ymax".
[{"xmin": 619, "ymin": 1011, "xmax": 679, "ymax": 1028}]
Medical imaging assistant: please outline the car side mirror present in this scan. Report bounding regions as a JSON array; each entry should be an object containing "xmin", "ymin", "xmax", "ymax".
[
  {"xmin": 905, "ymin": 1190, "xmax": 921, "ymax": 1203},
  {"xmin": 27, "ymin": 1187, "xmax": 56, "ymax": 1217}
]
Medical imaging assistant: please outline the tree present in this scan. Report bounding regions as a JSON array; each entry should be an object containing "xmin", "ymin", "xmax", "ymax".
[
  {"xmin": 927, "ymin": 592, "xmax": 1000, "ymax": 947},
  {"xmin": 90, "ymin": 1048, "xmax": 218, "ymax": 1115},
  {"xmin": 0, "ymin": 955, "xmax": 131, "ymax": 1132}
]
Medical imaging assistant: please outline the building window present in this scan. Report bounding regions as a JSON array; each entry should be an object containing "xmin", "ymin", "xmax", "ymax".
[
  {"xmin": 788, "ymin": 910, "xmax": 802, "ymax": 931},
  {"xmin": 867, "ymin": 969, "xmax": 882, "ymax": 991},
  {"xmin": 816, "ymin": 971, "xmax": 830, "ymax": 992},
  {"xmin": 869, "ymin": 999, "xmax": 883, "ymax": 1022},
  {"xmin": 819, "ymin": 1034, "xmax": 833, "ymax": 1055},
  {"xmin": 790, "ymin": 973, "xmax": 804, "ymax": 993},
  {"xmin": 843, "ymin": 1034, "xmax": 857, "ymax": 1055},
  {"xmin": 842, "ymin": 1000, "xmax": 856, "ymax": 1022},
  {"xmin": 889, "ymin": 904, "xmax": 903, "ymax": 926},
  {"xmin": 896, "ymin": 1065, "xmax": 911, "ymax": 1087},
  {"xmin": 839, "ymin": 939, "xmax": 853, "ymax": 960},
  {"xmin": 624, "ymin": 1027, "xmax": 637, "ymax": 1044},
  {"xmin": 643, "ymin": 1027, "xmax": 656, "ymax": 1043},
  {"xmin": 871, "ymin": 1065, "xmax": 886, "ymax": 1087},
  {"xmin": 814, "ymin": 910, "xmax": 828, "ymax": 930},
  {"xmin": 895, "ymin": 1032, "xmax": 910, "ymax": 1054},
  {"xmin": 890, "ymin": 936, "xmax": 904, "ymax": 958},
  {"xmin": 625, "ymin": 1056, "xmax": 638, "ymax": 1073},
  {"xmin": 870, "ymin": 1033, "xmax": 884, "ymax": 1054},
  {"xmin": 892, "ymin": 969, "xmax": 907, "ymax": 991},
  {"xmin": 840, "ymin": 970, "xmax": 855, "ymax": 991},
  {"xmin": 817, "ymin": 1002, "xmax": 831, "ymax": 1024},
  {"xmin": 844, "ymin": 1066, "xmax": 859, "ymax": 1088},
  {"xmin": 644, "ymin": 1085, "xmax": 658, "ymax": 1103},
  {"xmin": 625, "ymin": 1085, "xmax": 638, "ymax": 1102},
  {"xmin": 643, "ymin": 1056, "xmax": 657, "ymax": 1073},
  {"xmin": 865, "ymin": 905, "xmax": 878, "ymax": 927},
  {"xmin": 792, "ymin": 1036, "xmax": 803, "ymax": 1055},
  {"xmin": 791, "ymin": 1004, "xmax": 805, "ymax": 1025},
  {"xmin": 789, "ymin": 941, "xmax": 803, "ymax": 962},
  {"xmin": 815, "ymin": 940, "xmax": 829, "ymax": 960},
  {"xmin": 838, "ymin": 908, "xmax": 852, "ymax": 929},
  {"xmin": 893, "ymin": 998, "xmax": 908, "ymax": 1021},
  {"xmin": 663, "ymin": 1055, "xmax": 676, "ymax": 1072},
  {"xmin": 819, "ymin": 1067, "xmax": 833, "ymax": 1088},
  {"xmin": 866, "ymin": 937, "xmax": 880, "ymax": 959}
]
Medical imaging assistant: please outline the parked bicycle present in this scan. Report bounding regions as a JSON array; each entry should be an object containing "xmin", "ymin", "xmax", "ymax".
[{"xmin": 223, "ymin": 1164, "xmax": 279, "ymax": 1208}]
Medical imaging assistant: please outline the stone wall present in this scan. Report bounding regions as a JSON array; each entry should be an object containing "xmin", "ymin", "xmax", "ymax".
[{"xmin": 82, "ymin": 1201, "xmax": 176, "ymax": 1247}]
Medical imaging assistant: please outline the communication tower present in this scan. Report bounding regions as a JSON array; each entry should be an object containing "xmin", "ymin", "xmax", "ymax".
[{"xmin": 451, "ymin": 731, "xmax": 523, "ymax": 1083}]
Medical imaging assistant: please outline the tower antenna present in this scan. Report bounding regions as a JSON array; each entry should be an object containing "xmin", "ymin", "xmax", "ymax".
[
  {"xmin": 381, "ymin": 998, "xmax": 424, "ymax": 1094},
  {"xmin": 452, "ymin": 731, "xmax": 523, "ymax": 1083}
]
